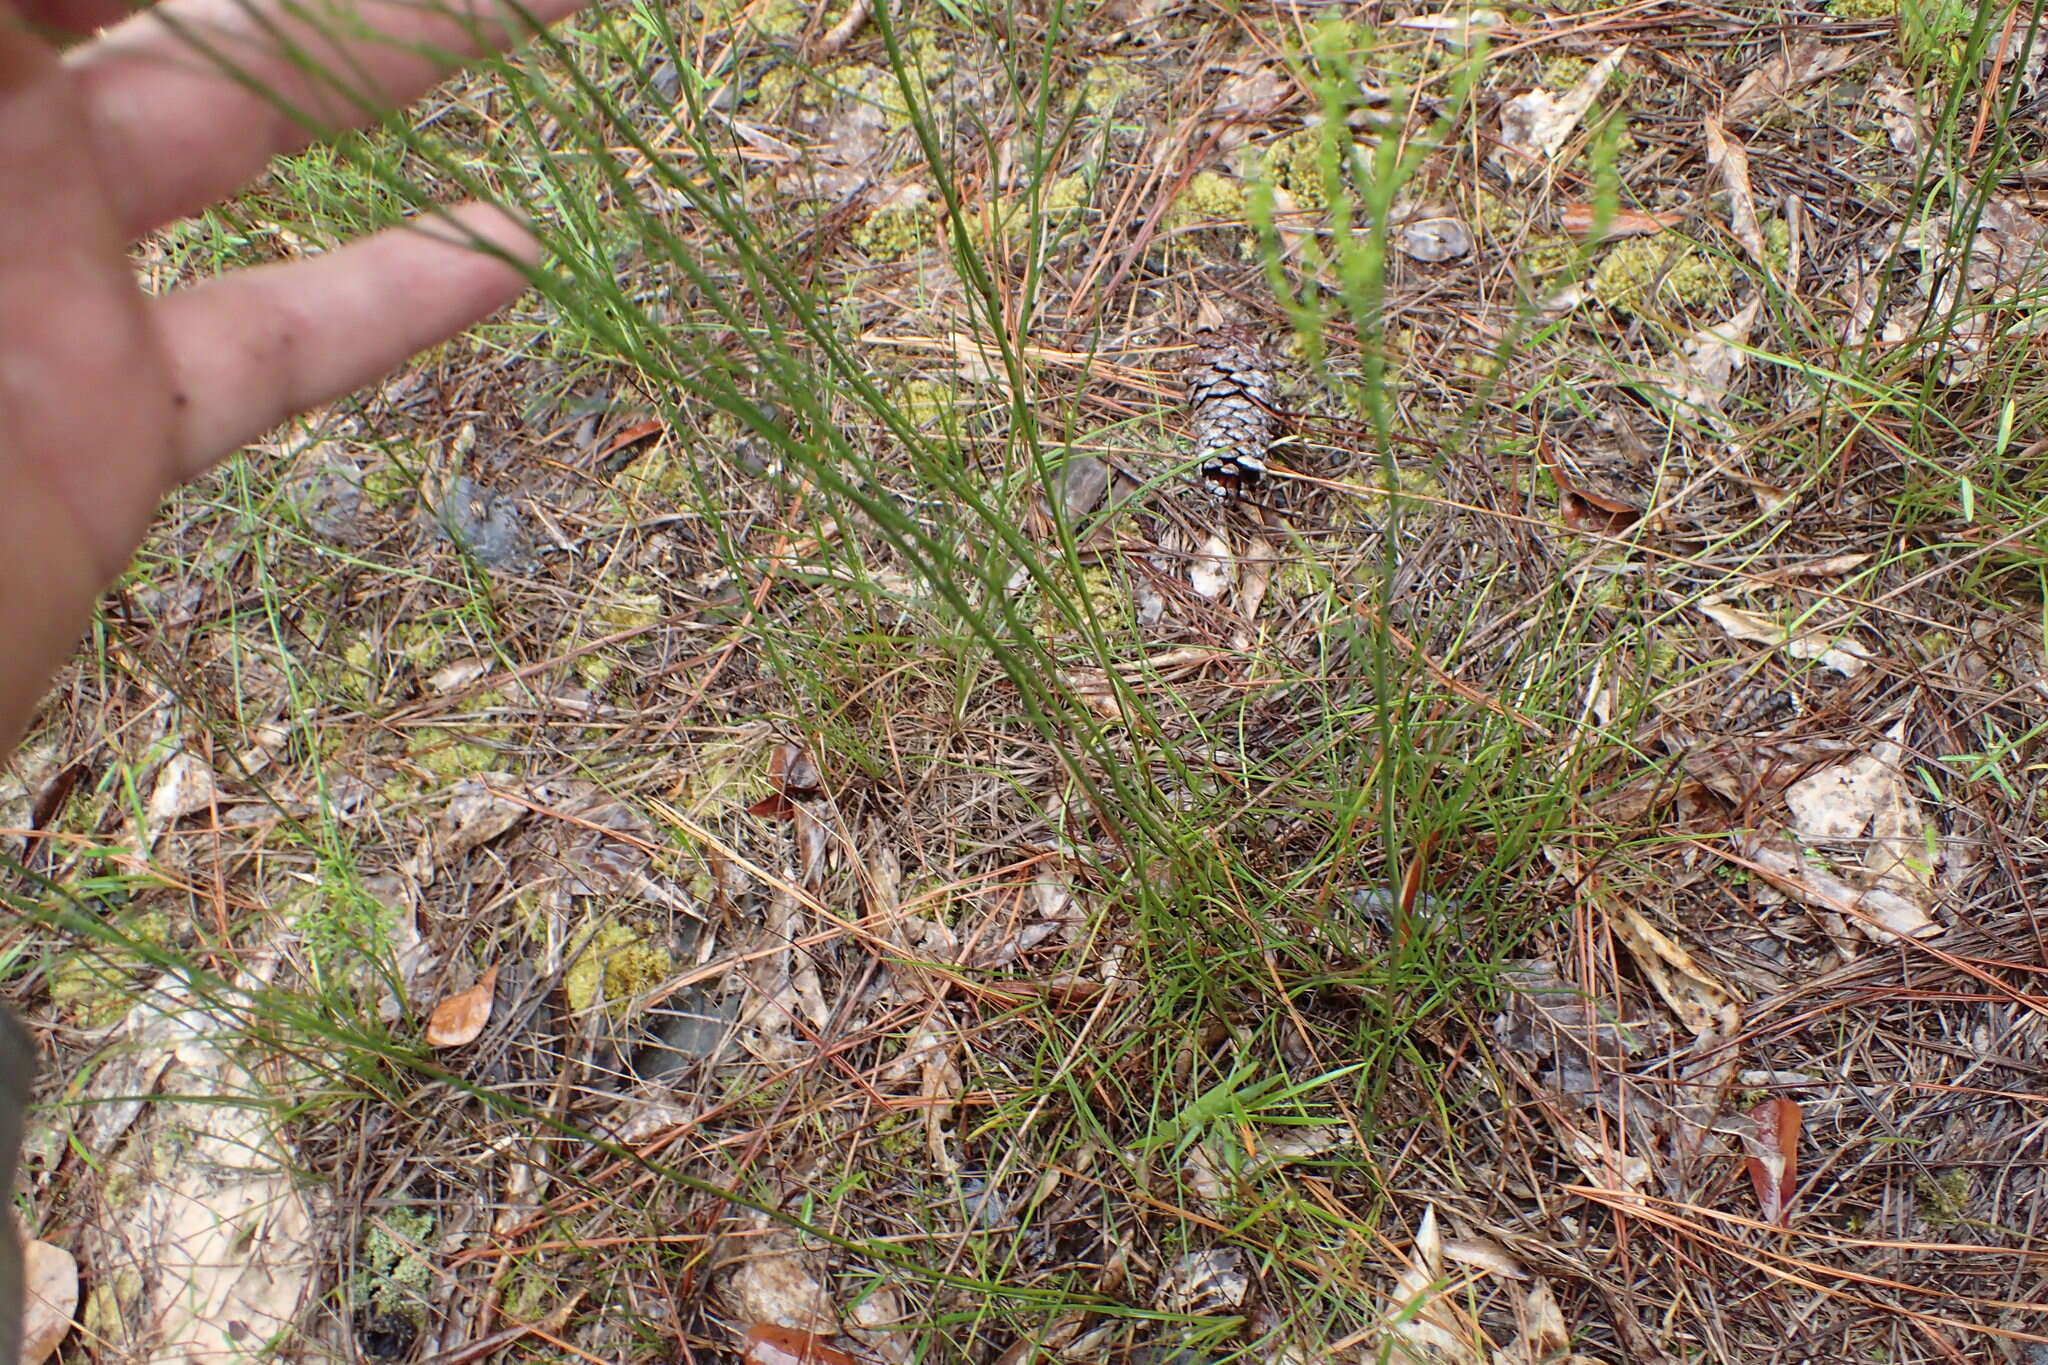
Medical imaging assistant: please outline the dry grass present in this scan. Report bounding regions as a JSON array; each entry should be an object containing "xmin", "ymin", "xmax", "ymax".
[{"xmin": 8, "ymin": 0, "xmax": 2048, "ymax": 1361}]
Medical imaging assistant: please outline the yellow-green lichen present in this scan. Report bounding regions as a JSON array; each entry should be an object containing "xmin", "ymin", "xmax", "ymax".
[
  {"xmin": 405, "ymin": 733, "xmax": 504, "ymax": 779},
  {"xmin": 893, "ymin": 378, "xmax": 958, "ymax": 428},
  {"xmin": 333, "ymin": 636, "xmax": 381, "ymax": 705},
  {"xmin": 751, "ymin": 61, "xmax": 811, "ymax": 110},
  {"xmin": 363, "ymin": 1208, "xmax": 436, "ymax": 1320},
  {"xmin": 81, "ymin": 1267, "xmax": 143, "ymax": 1349},
  {"xmin": 1247, "ymin": 126, "xmax": 1349, "ymax": 214},
  {"xmin": 1167, "ymin": 171, "xmax": 1247, "ymax": 231},
  {"xmin": 1590, "ymin": 232, "xmax": 1735, "ymax": 316},
  {"xmin": 1828, "ymin": 0, "xmax": 1895, "ymax": 18},
  {"xmin": 393, "ymin": 620, "xmax": 453, "ymax": 672},
  {"xmin": 1079, "ymin": 62, "xmax": 1144, "ymax": 114},
  {"xmin": 853, "ymin": 198, "xmax": 937, "ymax": 259},
  {"xmin": 598, "ymin": 578, "xmax": 665, "ymax": 630},
  {"xmin": 1915, "ymin": 1169, "xmax": 1972, "ymax": 1228},
  {"xmin": 746, "ymin": 0, "xmax": 806, "ymax": 37},
  {"xmin": 564, "ymin": 920, "xmax": 673, "ymax": 1016},
  {"xmin": 50, "ymin": 910, "xmax": 171, "ymax": 1029}
]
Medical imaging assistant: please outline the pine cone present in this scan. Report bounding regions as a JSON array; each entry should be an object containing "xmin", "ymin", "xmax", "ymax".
[{"xmin": 1185, "ymin": 325, "xmax": 1275, "ymax": 496}]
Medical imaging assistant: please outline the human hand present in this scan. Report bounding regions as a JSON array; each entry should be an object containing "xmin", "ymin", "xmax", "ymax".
[{"xmin": 0, "ymin": 0, "xmax": 583, "ymax": 750}]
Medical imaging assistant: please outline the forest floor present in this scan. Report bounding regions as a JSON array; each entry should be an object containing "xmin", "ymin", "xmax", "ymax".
[{"xmin": 9, "ymin": 0, "xmax": 2048, "ymax": 1361}]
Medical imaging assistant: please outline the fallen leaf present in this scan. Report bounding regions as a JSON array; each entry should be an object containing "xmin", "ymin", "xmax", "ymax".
[
  {"xmin": 1744, "ymin": 1096, "xmax": 1802, "ymax": 1224},
  {"xmin": 425, "ymin": 964, "xmax": 499, "ymax": 1048},
  {"xmin": 1704, "ymin": 116, "xmax": 1769, "ymax": 275},
  {"xmin": 144, "ymin": 751, "xmax": 221, "ymax": 843},
  {"xmin": 1607, "ymin": 900, "xmax": 1742, "ymax": 1039},
  {"xmin": 1497, "ymin": 1279, "xmax": 1568, "ymax": 1365},
  {"xmin": 1155, "ymin": 1248, "xmax": 1252, "ymax": 1315},
  {"xmin": 1491, "ymin": 46, "xmax": 1629, "ymax": 183},
  {"xmin": 1644, "ymin": 297, "xmax": 1761, "ymax": 431},
  {"xmin": 1724, "ymin": 36, "xmax": 1865, "ymax": 122},
  {"xmin": 750, "ymin": 742, "xmax": 825, "ymax": 822},
  {"xmin": 81, "ymin": 976, "xmax": 325, "ymax": 1359},
  {"xmin": 1698, "ymin": 600, "xmax": 1869, "ymax": 676},
  {"xmin": 1558, "ymin": 485, "xmax": 1642, "ymax": 535},
  {"xmin": 742, "ymin": 1324, "xmax": 858, "ymax": 1365},
  {"xmin": 435, "ymin": 777, "xmax": 528, "ymax": 860},
  {"xmin": 1442, "ymin": 1235, "xmax": 1527, "ymax": 1281},
  {"xmin": 1733, "ymin": 833, "xmax": 1938, "ymax": 942},
  {"xmin": 21, "ymin": 1239, "xmax": 78, "ymax": 1365},
  {"xmin": 1382, "ymin": 1207, "xmax": 1482, "ymax": 1363},
  {"xmin": 1786, "ymin": 722, "xmax": 1932, "ymax": 906},
  {"xmin": 1393, "ymin": 215, "xmax": 1473, "ymax": 262},
  {"xmin": 1188, "ymin": 532, "xmax": 1235, "ymax": 600},
  {"xmin": 1870, "ymin": 67, "xmax": 1924, "ymax": 156},
  {"xmin": 1559, "ymin": 202, "xmax": 1685, "ymax": 240}
]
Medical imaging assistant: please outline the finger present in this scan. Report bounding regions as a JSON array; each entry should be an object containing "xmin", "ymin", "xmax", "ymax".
[
  {"xmin": 153, "ymin": 201, "xmax": 541, "ymax": 475},
  {"xmin": 14, "ymin": 0, "xmax": 142, "ymax": 41},
  {"xmin": 67, "ymin": 0, "xmax": 584, "ymax": 238}
]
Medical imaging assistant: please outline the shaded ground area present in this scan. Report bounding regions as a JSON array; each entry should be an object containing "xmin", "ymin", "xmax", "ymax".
[{"xmin": 8, "ymin": 0, "xmax": 2048, "ymax": 1361}]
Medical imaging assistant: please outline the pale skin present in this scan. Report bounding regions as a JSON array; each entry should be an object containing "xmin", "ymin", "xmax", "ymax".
[{"xmin": 0, "ymin": 0, "xmax": 585, "ymax": 758}]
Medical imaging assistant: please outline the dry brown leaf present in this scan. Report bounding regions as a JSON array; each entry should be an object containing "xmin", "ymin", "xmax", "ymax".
[
  {"xmin": 1381, "ymin": 1207, "xmax": 1482, "ymax": 1363},
  {"xmin": 742, "ymin": 1324, "xmax": 858, "ymax": 1365},
  {"xmin": 1697, "ymin": 599, "xmax": 1870, "ymax": 676},
  {"xmin": 1491, "ymin": 46, "xmax": 1629, "ymax": 183},
  {"xmin": 1743, "ymin": 1096, "xmax": 1802, "ymax": 1224},
  {"xmin": 1703, "ymin": 116, "xmax": 1769, "ymax": 275},
  {"xmin": 1607, "ymin": 900, "xmax": 1742, "ymax": 1039},
  {"xmin": 21, "ymin": 1238, "xmax": 78, "ymax": 1365},
  {"xmin": 1559, "ymin": 202, "xmax": 1684, "ymax": 240},
  {"xmin": 1724, "ymin": 36, "xmax": 1865, "ymax": 122},
  {"xmin": 425, "ymin": 964, "xmax": 499, "ymax": 1048},
  {"xmin": 144, "ymin": 751, "xmax": 221, "ymax": 844},
  {"xmin": 1733, "ymin": 833, "xmax": 1938, "ymax": 942}
]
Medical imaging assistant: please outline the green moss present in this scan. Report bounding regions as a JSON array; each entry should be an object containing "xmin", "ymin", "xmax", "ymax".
[
  {"xmin": 1590, "ymin": 233, "xmax": 1735, "ymax": 316},
  {"xmin": 1915, "ymin": 1169, "xmax": 1972, "ymax": 1228},
  {"xmin": 564, "ymin": 920, "xmax": 673, "ymax": 1016},
  {"xmin": 1828, "ymin": 0, "xmax": 1895, "ymax": 18}
]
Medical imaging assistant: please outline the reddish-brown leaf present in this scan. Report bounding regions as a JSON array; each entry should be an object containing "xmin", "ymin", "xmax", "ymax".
[
  {"xmin": 1745, "ymin": 1096, "xmax": 1802, "ymax": 1224},
  {"xmin": 425, "ymin": 964, "xmax": 499, "ymax": 1049},
  {"xmin": 1558, "ymin": 487, "xmax": 1643, "ymax": 535},
  {"xmin": 741, "ymin": 1324, "xmax": 857, "ymax": 1365},
  {"xmin": 1559, "ymin": 203, "xmax": 1686, "ymax": 240}
]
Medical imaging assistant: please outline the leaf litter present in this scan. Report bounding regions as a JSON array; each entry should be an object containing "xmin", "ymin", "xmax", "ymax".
[{"xmin": 26, "ymin": 8, "xmax": 2048, "ymax": 1364}]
